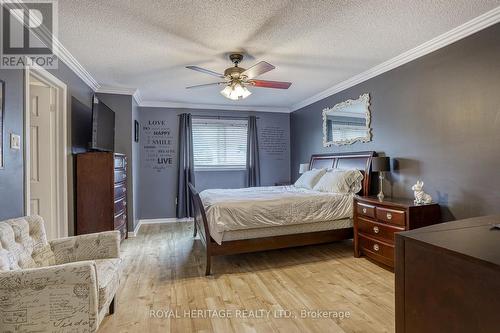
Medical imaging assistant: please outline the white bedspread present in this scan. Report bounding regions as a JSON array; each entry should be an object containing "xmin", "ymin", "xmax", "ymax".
[{"xmin": 199, "ymin": 186, "xmax": 354, "ymax": 244}]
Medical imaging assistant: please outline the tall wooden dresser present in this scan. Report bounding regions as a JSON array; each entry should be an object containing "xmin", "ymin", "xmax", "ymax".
[{"xmin": 75, "ymin": 152, "xmax": 128, "ymax": 241}]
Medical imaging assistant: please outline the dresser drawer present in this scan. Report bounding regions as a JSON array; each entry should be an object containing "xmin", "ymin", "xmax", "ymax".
[
  {"xmin": 114, "ymin": 197, "xmax": 127, "ymax": 215},
  {"xmin": 114, "ymin": 182, "xmax": 126, "ymax": 199},
  {"xmin": 114, "ymin": 169, "xmax": 127, "ymax": 184},
  {"xmin": 114, "ymin": 155, "xmax": 126, "ymax": 170},
  {"xmin": 114, "ymin": 211, "xmax": 127, "ymax": 228},
  {"xmin": 358, "ymin": 234, "xmax": 394, "ymax": 266},
  {"xmin": 376, "ymin": 207, "xmax": 406, "ymax": 226},
  {"xmin": 356, "ymin": 202, "xmax": 376, "ymax": 219},
  {"xmin": 357, "ymin": 216, "xmax": 404, "ymax": 243}
]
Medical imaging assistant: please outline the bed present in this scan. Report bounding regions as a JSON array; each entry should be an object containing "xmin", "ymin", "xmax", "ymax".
[{"xmin": 189, "ymin": 151, "xmax": 375, "ymax": 275}]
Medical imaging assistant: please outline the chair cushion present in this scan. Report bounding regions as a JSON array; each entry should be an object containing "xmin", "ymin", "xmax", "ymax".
[
  {"xmin": 94, "ymin": 258, "xmax": 122, "ymax": 310},
  {"xmin": 0, "ymin": 216, "xmax": 55, "ymax": 271}
]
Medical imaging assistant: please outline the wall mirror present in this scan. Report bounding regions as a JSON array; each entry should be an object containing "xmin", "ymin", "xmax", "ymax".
[
  {"xmin": 322, "ymin": 93, "xmax": 371, "ymax": 146},
  {"xmin": 0, "ymin": 80, "xmax": 4, "ymax": 168}
]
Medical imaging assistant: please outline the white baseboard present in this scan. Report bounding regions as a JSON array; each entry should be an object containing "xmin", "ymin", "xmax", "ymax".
[
  {"xmin": 127, "ymin": 221, "xmax": 141, "ymax": 238},
  {"xmin": 127, "ymin": 218, "xmax": 194, "ymax": 237}
]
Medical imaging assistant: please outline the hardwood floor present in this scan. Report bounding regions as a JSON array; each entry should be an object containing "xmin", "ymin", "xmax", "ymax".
[{"xmin": 99, "ymin": 222, "xmax": 395, "ymax": 333}]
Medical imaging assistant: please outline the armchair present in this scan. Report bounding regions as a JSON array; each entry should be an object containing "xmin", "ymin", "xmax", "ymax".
[{"xmin": 0, "ymin": 215, "xmax": 122, "ymax": 332}]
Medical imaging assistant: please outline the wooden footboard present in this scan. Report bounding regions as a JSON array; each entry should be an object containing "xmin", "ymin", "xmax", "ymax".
[
  {"xmin": 188, "ymin": 183, "xmax": 212, "ymax": 275},
  {"xmin": 189, "ymin": 183, "xmax": 354, "ymax": 275},
  {"xmin": 187, "ymin": 151, "xmax": 374, "ymax": 275}
]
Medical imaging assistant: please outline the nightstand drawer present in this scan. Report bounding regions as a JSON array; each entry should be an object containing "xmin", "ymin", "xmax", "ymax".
[
  {"xmin": 357, "ymin": 217, "xmax": 404, "ymax": 242},
  {"xmin": 358, "ymin": 234, "xmax": 394, "ymax": 266},
  {"xmin": 376, "ymin": 207, "xmax": 405, "ymax": 226},
  {"xmin": 356, "ymin": 202, "xmax": 376, "ymax": 218}
]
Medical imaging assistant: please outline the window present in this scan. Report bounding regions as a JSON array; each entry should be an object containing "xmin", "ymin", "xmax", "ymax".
[{"xmin": 192, "ymin": 118, "xmax": 248, "ymax": 169}]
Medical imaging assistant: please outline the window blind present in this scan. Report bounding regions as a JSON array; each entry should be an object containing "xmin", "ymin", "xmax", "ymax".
[
  {"xmin": 192, "ymin": 118, "xmax": 248, "ymax": 169},
  {"xmin": 331, "ymin": 123, "xmax": 367, "ymax": 141}
]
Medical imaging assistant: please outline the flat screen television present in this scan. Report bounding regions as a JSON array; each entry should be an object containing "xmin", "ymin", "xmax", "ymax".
[
  {"xmin": 71, "ymin": 97, "xmax": 92, "ymax": 154},
  {"xmin": 91, "ymin": 100, "xmax": 115, "ymax": 152}
]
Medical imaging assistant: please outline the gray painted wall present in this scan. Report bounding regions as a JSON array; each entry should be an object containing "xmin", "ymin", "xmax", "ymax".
[
  {"xmin": 290, "ymin": 23, "xmax": 500, "ymax": 221},
  {"xmin": 138, "ymin": 107, "xmax": 290, "ymax": 219},
  {"xmin": 0, "ymin": 61, "xmax": 94, "ymax": 229},
  {"xmin": 0, "ymin": 70, "xmax": 25, "ymax": 220},
  {"xmin": 96, "ymin": 93, "xmax": 138, "ymax": 231}
]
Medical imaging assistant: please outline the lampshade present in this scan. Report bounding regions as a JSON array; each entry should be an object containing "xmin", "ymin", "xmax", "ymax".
[
  {"xmin": 220, "ymin": 83, "xmax": 252, "ymax": 100},
  {"xmin": 372, "ymin": 157, "xmax": 390, "ymax": 172},
  {"xmin": 299, "ymin": 163, "xmax": 310, "ymax": 174}
]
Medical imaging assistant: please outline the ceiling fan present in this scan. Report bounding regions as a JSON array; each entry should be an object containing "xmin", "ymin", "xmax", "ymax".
[{"xmin": 186, "ymin": 53, "xmax": 292, "ymax": 100}]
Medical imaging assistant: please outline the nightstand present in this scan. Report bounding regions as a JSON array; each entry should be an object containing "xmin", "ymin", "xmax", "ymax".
[
  {"xmin": 353, "ymin": 196, "xmax": 441, "ymax": 268},
  {"xmin": 274, "ymin": 181, "xmax": 291, "ymax": 186}
]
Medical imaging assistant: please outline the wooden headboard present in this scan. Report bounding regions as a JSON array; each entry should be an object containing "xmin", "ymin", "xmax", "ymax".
[{"xmin": 309, "ymin": 151, "xmax": 375, "ymax": 196}]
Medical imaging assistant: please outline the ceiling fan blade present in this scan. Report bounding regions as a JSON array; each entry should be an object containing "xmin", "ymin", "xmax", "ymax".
[
  {"xmin": 186, "ymin": 82, "xmax": 226, "ymax": 89},
  {"xmin": 242, "ymin": 61, "xmax": 275, "ymax": 79},
  {"xmin": 186, "ymin": 66, "xmax": 224, "ymax": 78},
  {"xmin": 250, "ymin": 80, "xmax": 292, "ymax": 89}
]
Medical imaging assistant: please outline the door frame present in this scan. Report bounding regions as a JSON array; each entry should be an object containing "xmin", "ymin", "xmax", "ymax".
[{"xmin": 24, "ymin": 64, "xmax": 68, "ymax": 238}]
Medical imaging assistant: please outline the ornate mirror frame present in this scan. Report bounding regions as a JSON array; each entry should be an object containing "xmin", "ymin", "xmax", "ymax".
[{"xmin": 322, "ymin": 93, "xmax": 371, "ymax": 147}]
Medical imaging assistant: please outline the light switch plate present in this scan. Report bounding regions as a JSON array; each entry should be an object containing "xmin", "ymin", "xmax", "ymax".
[{"xmin": 10, "ymin": 133, "xmax": 21, "ymax": 150}]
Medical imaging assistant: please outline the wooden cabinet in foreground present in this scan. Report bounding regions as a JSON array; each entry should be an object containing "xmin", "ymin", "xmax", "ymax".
[{"xmin": 395, "ymin": 216, "xmax": 500, "ymax": 333}]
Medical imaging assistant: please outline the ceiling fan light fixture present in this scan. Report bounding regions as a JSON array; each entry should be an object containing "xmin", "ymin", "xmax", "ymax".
[
  {"xmin": 220, "ymin": 85, "xmax": 232, "ymax": 99},
  {"xmin": 220, "ymin": 83, "xmax": 251, "ymax": 100},
  {"xmin": 188, "ymin": 54, "xmax": 290, "ymax": 99},
  {"xmin": 240, "ymin": 86, "xmax": 252, "ymax": 99}
]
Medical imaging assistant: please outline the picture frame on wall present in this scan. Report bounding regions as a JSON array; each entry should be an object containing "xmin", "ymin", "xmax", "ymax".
[
  {"xmin": 0, "ymin": 80, "xmax": 5, "ymax": 169},
  {"xmin": 134, "ymin": 120, "xmax": 139, "ymax": 142}
]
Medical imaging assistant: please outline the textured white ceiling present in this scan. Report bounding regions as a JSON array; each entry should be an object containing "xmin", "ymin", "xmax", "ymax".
[{"xmin": 58, "ymin": 0, "xmax": 500, "ymax": 109}]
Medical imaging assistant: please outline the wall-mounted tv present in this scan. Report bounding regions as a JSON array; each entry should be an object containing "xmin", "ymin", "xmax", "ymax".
[
  {"xmin": 71, "ymin": 97, "xmax": 92, "ymax": 154},
  {"xmin": 91, "ymin": 99, "xmax": 115, "ymax": 152}
]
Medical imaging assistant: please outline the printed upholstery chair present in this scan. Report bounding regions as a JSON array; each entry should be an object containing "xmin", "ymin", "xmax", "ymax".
[{"xmin": 0, "ymin": 215, "xmax": 122, "ymax": 332}]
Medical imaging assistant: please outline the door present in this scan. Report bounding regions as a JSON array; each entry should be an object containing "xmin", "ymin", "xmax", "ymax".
[{"xmin": 29, "ymin": 81, "xmax": 57, "ymax": 240}]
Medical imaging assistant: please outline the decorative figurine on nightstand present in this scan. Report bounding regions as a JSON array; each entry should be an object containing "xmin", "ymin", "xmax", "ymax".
[{"xmin": 412, "ymin": 180, "xmax": 433, "ymax": 205}]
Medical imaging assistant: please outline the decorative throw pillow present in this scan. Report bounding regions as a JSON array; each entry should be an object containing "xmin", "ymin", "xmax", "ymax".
[
  {"xmin": 313, "ymin": 169, "xmax": 364, "ymax": 194},
  {"xmin": 294, "ymin": 168, "xmax": 327, "ymax": 189}
]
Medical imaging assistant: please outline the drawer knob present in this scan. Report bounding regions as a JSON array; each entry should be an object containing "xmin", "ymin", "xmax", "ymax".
[
  {"xmin": 362, "ymin": 208, "xmax": 367, "ymax": 214},
  {"xmin": 386, "ymin": 213, "xmax": 392, "ymax": 220},
  {"xmin": 373, "ymin": 244, "xmax": 380, "ymax": 251},
  {"xmin": 373, "ymin": 226, "xmax": 379, "ymax": 234}
]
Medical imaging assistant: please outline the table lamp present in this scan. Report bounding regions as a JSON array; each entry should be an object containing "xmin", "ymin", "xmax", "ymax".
[
  {"xmin": 299, "ymin": 163, "xmax": 309, "ymax": 174},
  {"xmin": 372, "ymin": 157, "xmax": 390, "ymax": 201}
]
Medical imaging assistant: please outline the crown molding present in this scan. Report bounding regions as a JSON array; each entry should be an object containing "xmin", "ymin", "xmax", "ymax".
[
  {"xmin": 290, "ymin": 6, "xmax": 500, "ymax": 112},
  {"xmin": 140, "ymin": 100, "xmax": 290, "ymax": 113},
  {"xmin": 133, "ymin": 89, "xmax": 143, "ymax": 105},
  {"xmin": 96, "ymin": 86, "xmax": 138, "ymax": 95},
  {"xmin": 55, "ymin": 40, "xmax": 100, "ymax": 91},
  {"xmin": 96, "ymin": 86, "xmax": 143, "ymax": 105}
]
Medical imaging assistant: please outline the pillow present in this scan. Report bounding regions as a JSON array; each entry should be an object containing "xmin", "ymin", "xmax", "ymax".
[
  {"xmin": 313, "ymin": 169, "xmax": 364, "ymax": 194},
  {"xmin": 294, "ymin": 168, "xmax": 326, "ymax": 189}
]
